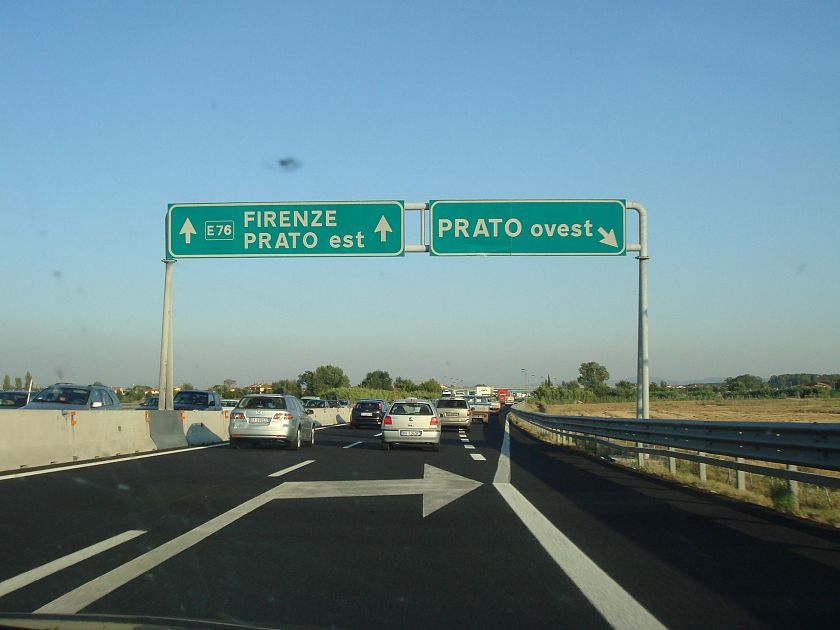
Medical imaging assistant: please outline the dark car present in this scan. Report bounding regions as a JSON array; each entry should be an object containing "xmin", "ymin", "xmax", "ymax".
[
  {"xmin": 23, "ymin": 383, "xmax": 122, "ymax": 410},
  {"xmin": 350, "ymin": 399, "xmax": 388, "ymax": 428},
  {"xmin": 173, "ymin": 390, "xmax": 222, "ymax": 411},
  {"xmin": 0, "ymin": 391, "xmax": 33, "ymax": 409},
  {"xmin": 137, "ymin": 396, "xmax": 159, "ymax": 410}
]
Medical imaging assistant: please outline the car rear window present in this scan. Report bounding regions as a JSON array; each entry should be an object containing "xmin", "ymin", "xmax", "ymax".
[
  {"xmin": 174, "ymin": 391, "xmax": 208, "ymax": 405},
  {"xmin": 34, "ymin": 387, "xmax": 90, "ymax": 405},
  {"xmin": 239, "ymin": 397, "xmax": 287, "ymax": 410},
  {"xmin": 390, "ymin": 403, "xmax": 433, "ymax": 415},
  {"xmin": 437, "ymin": 399, "xmax": 468, "ymax": 409},
  {"xmin": 357, "ymin": 401, "xmax": 382, "ymax": 411}
]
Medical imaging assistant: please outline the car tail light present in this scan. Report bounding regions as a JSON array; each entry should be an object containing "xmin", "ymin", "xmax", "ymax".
[
  {"xmin": 384, "ymin": 415, "xmax": 392, "ymax": 425},
  {"xmin": 274, "ymin": 412, "xmax": 292, "ymax": 421},
  {"xmin": 430, "ymin": 416, "xmax": 439, "ymax": 426},
  {"xmin": 377, "ymin": 403, "xmax": 382, "ymax": 411},
  {"xmin": 231, "ymin": 411, "xmax": 245, "ymax": 420}
]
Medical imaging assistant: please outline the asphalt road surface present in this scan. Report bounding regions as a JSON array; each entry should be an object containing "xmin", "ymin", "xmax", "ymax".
[{"xmin": 0, "ymin": 410, "xmax": 838, "ymax": 629}]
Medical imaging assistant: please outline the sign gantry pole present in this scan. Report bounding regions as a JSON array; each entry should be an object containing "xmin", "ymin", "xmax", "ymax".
[
  {"xmin": 626, "ymin": 202, "xmax": 649, "ymax": 420},
  {"xmin": 158, "ymin": 258, "xmax": 176, "ymax": 410}
]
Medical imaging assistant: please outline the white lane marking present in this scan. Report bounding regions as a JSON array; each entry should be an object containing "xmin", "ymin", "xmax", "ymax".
[
  {"xmin": 464, "ymin": 444, "xmax": 476, "ymax": 450},
  {"xmin": 0, "ymin": 444, "xmax": 227, "ymax": 482},
  {"xmin": 460, "ymin": 438, "xmax": 470, "ymax": 442},
  {"xmin": 36, "ymin": 487, "xmax": 281, "ymax": 614},
  {"xmin": 314, "ymin": 423, "xmax": 350, "ymax": 431},
  {"xmin": 268, "ymin": 459, "xmax": 315, "ymax": 478},
  {"xmin": 0, "ymin": 530, "xmax": 145, "ymax": 598},
  {"xmin": 492, "ymin": 419, "xmax": 665, "ymax": 630},
  {"xmin": 374, "ymin": 432, "xmax": 383, "ymax": 437},
  {"xmin": 492, "ymin": 418, "xmax": 511, "ymax": 484},
  {"xmin": 470, "ymin": 454, "xmax": 486, "ymax": 461},
  {"xmin": 342, "ymin": 441, "xmax": 364, "ymax": 449}
]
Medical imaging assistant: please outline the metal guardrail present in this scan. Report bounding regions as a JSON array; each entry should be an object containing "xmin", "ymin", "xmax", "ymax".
[{"xmin": 509, "ymin": 405, "xmax": 840, "ymax": 490}]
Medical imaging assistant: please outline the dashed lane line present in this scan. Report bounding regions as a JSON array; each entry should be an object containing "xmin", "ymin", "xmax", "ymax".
[
  {"xmin": 470, "ymin": 454, "xmax": 486, "ymax": 461},
  {"xmin": 268, "ymin": 459, "xmax": 315, "ymax": 478},
  {"xmin": 342, "ymin": 441, "xmax": 364, "ymax": 449}
]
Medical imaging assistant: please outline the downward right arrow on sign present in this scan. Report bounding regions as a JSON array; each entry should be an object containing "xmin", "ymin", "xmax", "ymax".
[{"xmin": 597, "ymin": 227, "xmax": 618, "ymax": 248}]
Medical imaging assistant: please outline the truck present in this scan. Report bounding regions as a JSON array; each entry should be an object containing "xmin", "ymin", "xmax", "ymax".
[
  {"xmin": 475, "ymin": 386, "xmax": 492, "ymax": 397},
  {"xmin": 465, "ymin": 395, "xmax": 491, "ymax": 423},
  {"xmin": 497, "ymin": 389, "xmax": 509, "ymax": 405}
]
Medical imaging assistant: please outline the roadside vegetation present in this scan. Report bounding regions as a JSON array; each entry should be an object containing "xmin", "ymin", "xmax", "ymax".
[{"xmin": 512, "ymin": 365, "xmax": 840, "ymax": 527}]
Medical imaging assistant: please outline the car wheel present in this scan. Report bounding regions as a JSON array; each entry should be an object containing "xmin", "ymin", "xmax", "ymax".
[
  {"xmin": 382, "ymin": 441, "xmax": 390, "ymax": 451},
  {"xmin": 289, "ymin": 428, "xmax": 301, "ymax": 451},
  {"xmin": 230, "ymin": 439, "xmax": 240, "ymax": 449}
]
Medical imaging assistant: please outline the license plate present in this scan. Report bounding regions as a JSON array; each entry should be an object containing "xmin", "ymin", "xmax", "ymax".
[
  {"xmin": 361, "ymin": 412, "xmax": 373, "ymax": 416},
  {"xmin": 249, "ymin": 417, "xmax": 270, "ymax": 424},
  {"xmin": 400, "ymin": 430, "xmax": 422, "ymax": 436},
  {"xmin": 445, "ymin": 412, "xmax": 458, "ymax": 417}
]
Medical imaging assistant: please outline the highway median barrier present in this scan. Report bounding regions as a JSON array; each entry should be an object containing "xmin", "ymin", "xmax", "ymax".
[{"xmin": 0, "ymin": 409, "xmax": 231, "ymax": 473}]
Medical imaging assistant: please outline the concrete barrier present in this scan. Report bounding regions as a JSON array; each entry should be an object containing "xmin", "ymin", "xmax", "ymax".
[
  {"xmin": 309, "ymin": 406, "xmax": 351, "ymax": 427},
  {"xmin": 0, "ymin": 409, "xmax": 231, "ymax": 473}
]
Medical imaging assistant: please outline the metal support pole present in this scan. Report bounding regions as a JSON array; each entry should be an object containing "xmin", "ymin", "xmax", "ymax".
[
  {"xmin": 158, "ymin": 258, "xmax": 176, "ymax": 410},
  {"xmin": 627, "ymin": 202, "xmax": 650, "ymax": 420}
]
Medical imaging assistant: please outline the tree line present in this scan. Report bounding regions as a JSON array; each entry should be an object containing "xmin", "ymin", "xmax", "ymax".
[
  {"xmin": 204, "ymin": 366, "xmax": 443, "ymax": 402},
  {"xmin": 531, "ymin": 363, "xmax": 840, "ymax": 404},
  {"xmin": 1, "ymin": 372, "xmax": 33, "ymax": 391}
]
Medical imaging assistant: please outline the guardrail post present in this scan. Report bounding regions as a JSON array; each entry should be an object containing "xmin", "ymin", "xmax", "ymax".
[
  {"xmin": 668, "ymin": 449, "xmax": 677, "ymax": 475},
  {"xmin": 787, "ymin": 464, "xmax": 800, "ymax": 509},
  {"xmin": 736, "ymin": 457, "xmax": 746, "ymax": 491},
  {"xmin": 698, "ymin": 453, "xmax": 707, "ymax": 482}
]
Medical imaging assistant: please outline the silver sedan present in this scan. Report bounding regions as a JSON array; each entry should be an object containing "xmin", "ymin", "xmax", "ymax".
[
  {"xmin": 382, "ymin": 398, "xmax": 441, "ymax": 451},
  {"xmin": 228, "ymin": 394, "xmax": 316, "ymax": 450}
]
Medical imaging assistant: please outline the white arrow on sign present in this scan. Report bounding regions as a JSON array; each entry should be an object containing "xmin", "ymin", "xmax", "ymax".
[
  {"xmin": 374, "ymin": 215, "xmax": 392, "ymax": 242},
  {"xmin": 273, "ymin": 464, "xmax": 482, "ymax": 517},
  {"xmin": 597, "ymin": 227, "xmax": 618, "ymax": 248},
  {"xmin": 180, "ymin": 218, "xmax": 196, "ymax": 244}
]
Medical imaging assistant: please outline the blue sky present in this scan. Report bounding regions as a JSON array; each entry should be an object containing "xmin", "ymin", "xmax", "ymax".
[{"xmin": 1, "ymin": 1, "xmax": 838, "ymax": 389}]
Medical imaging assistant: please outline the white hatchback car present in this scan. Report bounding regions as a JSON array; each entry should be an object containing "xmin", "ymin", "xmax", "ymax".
[{"xmin": 382, "ymin": 398, "xmax": 440, "ymax": 451}]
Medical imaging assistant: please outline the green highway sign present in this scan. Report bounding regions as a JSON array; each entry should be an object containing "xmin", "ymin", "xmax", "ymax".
[
  {"xmin": 167, "ymin": 201, "xmax": 404, "ymax": 258},
  {"xmin": 429, "ymin": 199, "xmax": 626, "ymax": 256}
]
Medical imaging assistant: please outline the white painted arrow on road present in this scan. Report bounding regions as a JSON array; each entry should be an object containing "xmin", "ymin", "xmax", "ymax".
[
  {"xmin": 374, "ymin": 215, "xmax": 392, "ymax": 242},
  {"xmin": 273, "ymin": 464, "xmax": 482, "ymax": 517},
  {"xmin": 597, "ymin": 227, "xmax": 618, "ymax": 248},
  {"xmin": 36, "ymin": 463, "xmax": 481, "ymax": 614},
  {"xmin": 180, "ymin": 218, "xmax": 196, "ymax": 244}
]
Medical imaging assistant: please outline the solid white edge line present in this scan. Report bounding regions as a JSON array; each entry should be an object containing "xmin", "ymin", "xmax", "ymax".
[
  {"xmin": 268, "ymin": 459, "xmax": 315, "ymax": 478},
  {"xmin": 0, "ymin": 444, "xmax": 227, "ymax": 482},
  {"xmin": 0, "ymin": 530, "xmax": 146, "ymax": 598},
  {"xmin": 342, "ymin": 441, "xmax": 364, "ymax": 449},
  {"xmin": 492, "ymin": 418, "xmax": 665, "ymax": 630},
  {"xmin": 494, "ymin": 483, "xmax": 666, "ymax": 630}
]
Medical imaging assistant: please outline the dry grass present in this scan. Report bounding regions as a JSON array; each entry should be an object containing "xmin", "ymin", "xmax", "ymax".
[{"xmin": 528, "ymin": 398, "xmax": 840, "ymax": 423}]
